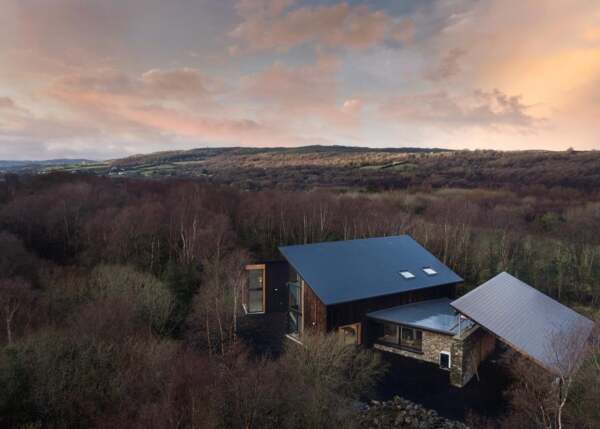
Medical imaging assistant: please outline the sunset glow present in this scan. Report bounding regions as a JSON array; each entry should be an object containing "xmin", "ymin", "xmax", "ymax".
[{"xmin": 1, "ymin": 0, "xmax": 599, "ymax": 160}]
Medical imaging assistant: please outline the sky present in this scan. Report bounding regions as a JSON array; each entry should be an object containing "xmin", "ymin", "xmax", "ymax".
[{"xmin": 0, "ymin": 0, "xmax": 599, "ymax": 160}]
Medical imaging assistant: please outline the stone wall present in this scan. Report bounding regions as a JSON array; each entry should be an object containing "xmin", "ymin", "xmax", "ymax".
[
  {"xmin": 359, "ymin": 396, "xmax": 469, "ymax": 429},
  {"xmin": 374, "ymin": 330, "xmax": 454, "ymax": 366},
  {"xmin": 450, "ymin": 327, "xmax": 496, "ymax": 387},
  {"xmin": 373, "ymin": 326, "xmax": 496, "ymax": 388}
]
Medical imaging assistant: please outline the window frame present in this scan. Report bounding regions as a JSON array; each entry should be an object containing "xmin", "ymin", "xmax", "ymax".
[
  {"xmin": 378, "ymin": 322, "xmax": 399, "ymax": 344},
  {"xmin": 287, "ymin": 278, "xmax": 303, "ymax": 338},
  {"xmin": 375, "ymin": 322, "xmax": 423, "ymax": 353},
  {"xmin": 399, "ymin": 270, "xmax": 416, "ymax": 279},
  {"xmin": 338, "ymin": 323, "xmax": 362, "ymax": 345},
  {"xmin": 244, "ymin": 264, "xmax": 266, "ymax": 315},
  {"xmin": 400, "ymin": 326, "xmax": 423, "ymax": 352},
  {"xmin": 439, "ymin": 351, "xmax": 451, "ymax": 370},
  {"xmin": 422, "ymin": 267, "xmax": 438, "ymax": 276}
]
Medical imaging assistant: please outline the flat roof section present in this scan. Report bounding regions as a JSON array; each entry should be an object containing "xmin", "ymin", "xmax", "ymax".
[{"xmin": 367, "ymin": 298, "xmax": 472, "ymax": 335}]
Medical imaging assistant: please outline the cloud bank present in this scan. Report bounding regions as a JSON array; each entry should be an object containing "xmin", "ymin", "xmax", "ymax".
[{"xmin": 0, "ymin": 0, "xmax": 598, "ymax": 159}]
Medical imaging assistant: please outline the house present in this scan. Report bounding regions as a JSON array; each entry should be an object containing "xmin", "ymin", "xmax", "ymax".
[{"xmin": 243, "ymin": 235, "xmax": 593, "ymax": 388}]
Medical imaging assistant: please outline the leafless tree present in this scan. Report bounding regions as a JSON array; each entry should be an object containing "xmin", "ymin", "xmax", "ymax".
[
  {"xmin": 0, "ymin": 277, "xmax": 34, "ymax": 344},
  {"xmin": 191, "ymin": 247, "xmax": 248, "ymax": 356},
  {"xmin": 546, "ymin": 322, "xmax": 593, "ymax": 429},
  {"xmin": 503, "ymin": 320, "xmax": 595, "ymax": 429}
]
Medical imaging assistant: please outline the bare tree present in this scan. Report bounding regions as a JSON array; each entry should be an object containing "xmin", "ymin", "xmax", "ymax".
[
  {"xmin": 504, "ymin": 320, "xmax": 595, "ymax": 429},
  {"xmin": 0, "ymin": 277, "xmax": 34, "ymax": 345},
  {"xmin": 191, "ymin": 247, "xmax": 248, "ymax": 356},
  {"xmin": 546, "ymin": 322, "xmax": 592, "ymax": 429}
]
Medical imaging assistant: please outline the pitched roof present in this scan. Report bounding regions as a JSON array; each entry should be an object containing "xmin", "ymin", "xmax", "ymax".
[
  {"xmin": 367, "ymin": 298, "xmax": 474, "ymax": 335},
  {"xmin": 278, "ymin": 235, "xmax": 463, "ymax": 305},
  {"xmin": 451, "ymin": 272, "xmax": 594, "ymax": 374}
]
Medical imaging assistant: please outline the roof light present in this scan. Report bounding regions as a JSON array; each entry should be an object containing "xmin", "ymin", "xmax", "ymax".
[
  {"xmin": 399, "ymin": 271, "xmax": 415, "ymax": 279},
  {"xmin": 423, "ymin": 267, "xmax": 437, "ymax": 276}
]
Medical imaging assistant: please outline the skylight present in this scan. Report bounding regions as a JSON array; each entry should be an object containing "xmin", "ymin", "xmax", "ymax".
[
  {"xmin": 399, "ymin": 271, "xmax": 415, "ymax": 279},
  {"xmin": 423, "ymin": 267, "xmax": 437, "ymax": 276}
]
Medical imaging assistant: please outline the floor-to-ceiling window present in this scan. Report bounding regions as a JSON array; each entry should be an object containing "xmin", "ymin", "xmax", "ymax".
[
  {"xmin": 245, "ymin": 264, "xmax": 265, "ymax": 314},
  {"xmin": 287, "ymin": 278, "xmax": 302, "ymax": 337}
]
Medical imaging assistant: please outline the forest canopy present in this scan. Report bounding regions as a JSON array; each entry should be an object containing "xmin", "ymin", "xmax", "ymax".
[{"xmin": 0, "ymin": 170, "xmax": 598, "ymax": 428}]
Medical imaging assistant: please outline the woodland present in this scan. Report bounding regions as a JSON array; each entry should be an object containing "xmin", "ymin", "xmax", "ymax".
[{"xmin": 0, "ymin": 170, "xmax": 598, "ymax": 429}]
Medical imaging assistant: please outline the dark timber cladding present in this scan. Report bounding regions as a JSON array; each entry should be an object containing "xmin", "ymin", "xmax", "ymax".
[
  {"xmin": 279, "ymin": 235, "xmax": 463, "ymax": 306},
  {"xmin": 328, "ymin": 284, "xmax": 455, "ymax": 331},
  {"xmin": 451, "ymin": 272, "xmax": 594, "ymax": 374},
  {"xmin": 304, "ymin": 281, "xmax": 327, "ymax": 333},
  {"xmin": 265, "ymin": 261, "xmax": 289, "ymax": 313}
]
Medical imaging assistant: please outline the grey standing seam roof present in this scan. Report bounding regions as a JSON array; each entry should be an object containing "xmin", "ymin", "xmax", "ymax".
[
  {"xmin": 451, "ymin": 272, "xmax": 594, "ymax": 374},
  {"xmin": 367, "ymin": 298, "xmax": 473, "ymax": 335},
  {"xmin": 278, "ymin": 235, "xmax": 463, "ymax": 306}
]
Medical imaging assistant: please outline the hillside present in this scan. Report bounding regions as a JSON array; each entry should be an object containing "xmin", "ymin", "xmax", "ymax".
[
  {"xmin": 0, "ymin": 159, "xmax": 95, "ymax": 175},
  {"xmin": 2, "ymin": 146, "xmax": 600, "ymax": 192}
]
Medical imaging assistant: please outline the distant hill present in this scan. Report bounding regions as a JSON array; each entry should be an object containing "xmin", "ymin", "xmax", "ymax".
[
  {"xmin": 3, "ymin": 146, "xmax": 600, "ymax": 192},
  {"xmin": 0, "ymin": 159, "xmax": 96, "ymax": 173}
]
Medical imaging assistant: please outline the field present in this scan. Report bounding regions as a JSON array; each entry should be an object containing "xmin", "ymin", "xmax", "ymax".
[{"xmin": 4, "ymin": 146, "xmax": 600, "ymax": 192}]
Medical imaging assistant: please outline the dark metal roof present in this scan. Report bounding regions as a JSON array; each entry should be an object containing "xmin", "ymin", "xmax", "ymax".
[
  {"xmin": 278, "ymin": 235, "xmax": 463, "ymax": 305},
  {"xmin": 451, "ymin": 272, "xmax": 594, "ymax": 374},
  {"xmin": 367, "ymin": 298, "xmax": 473, "ymax": 335}
]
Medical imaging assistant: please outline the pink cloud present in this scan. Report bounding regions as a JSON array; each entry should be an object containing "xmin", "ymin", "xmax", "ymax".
[
  {"xmin": 11, "ymin": 0, "xmax": 132, "ymax": 68},
  {"xmin": 381, "ymin": 89, "xmax": 542, "ymax": 131},
  {"xmin": 0, "ymin": 97, "xmax": 18, "ymax": 110},
  {"xmin": 425, "ymin": 48, "xmax": 467, "ymax": 81},
  {"xmin": 341, "ymin": 98, "xmax": 363, "ymax": 115},
  {"xmin": 44, "ymin": 67, "xmax": 327, "ymax": 148},
  {"xmin": 140, "ymin": 68, "xmax": 222, "ymax": 98},
  {"xmin": 241, "ymin": 56, "xmax": 363, "ymax": 129},
  {"xmin": 242, "ymin": 57, "xmax": 338, "ymax": 108},
  {"xmin": 121, "ymin": 105, "xmax": 327, "ymax": 147},
  {"xmin": 0, "ymin": 97, "xmax": 31, "ymax": 126},
  {"xmin": 235, "ymin": 0, "xmax": 295, "ymax": 18},
  {"xmin": 53, "ymin": 68, "xmax": 219, "ymax": 102},
  {"xmin": 230, "ymin": 1, "xmax": 414, "ymax": 53}
]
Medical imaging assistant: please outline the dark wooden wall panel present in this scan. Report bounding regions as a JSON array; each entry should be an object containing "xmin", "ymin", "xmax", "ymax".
[
  {"xmin": 327, "ymin": 284, "xmax": 457, "ymax": 342},
  {"xmin": 303, "ymin": 282, "xmax": 327, "ymax": 333},
  {"xmin": 265, "ymin": 261, "xmax": 289, "ymax": 313}
]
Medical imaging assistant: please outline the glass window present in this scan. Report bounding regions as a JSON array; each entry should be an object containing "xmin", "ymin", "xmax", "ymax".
[
  {"xmin": 400, "ymin": 327, "xmax": 423, "ymax": 351},
  {"xmin": 440, "ymin": 352, "xmax": 451, "ymax": 369},
  {"xmin": 402, "ymin": 328, "xmax": 415, "ymax": 341},
  {"xmin": 288, "ymin": 281, "xmax": 302, "ymax": 336},
  {"xmin": 339, "ymin": 324, "xmax": 361, "ymax": 345},
  {"xmin": 246, "ymin": 267, "xmax": 264, "ymax": 313},
  {"xmin": 289, "ymin": 281, "xmax": 300, "ymax": 311},
  {"xmin": 288, "ymin": 311, "xmax": 301, "ymax": 336},
  {"xmin": 423, "ymin": 267, "xmax": 437, "ymax": 276},
  {"xmin": 377, "ymin": 322, "xmax": 399, "ymax": 344},
  {"xmin": 399, "ymin": 271, "xmax": 415, "ymax": 279},
  {"xmin": 376, "ymin": 323, "xmax": 422, "ymax": 352},
  {"xmin": 248, "ymin": 290, "xmax": 263, "ymax": 313}
]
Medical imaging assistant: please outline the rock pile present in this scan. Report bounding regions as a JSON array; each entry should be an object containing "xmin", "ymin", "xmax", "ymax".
[{"xmin": 359, "ymin": 396, "xmax": 469, "ymax": 429}]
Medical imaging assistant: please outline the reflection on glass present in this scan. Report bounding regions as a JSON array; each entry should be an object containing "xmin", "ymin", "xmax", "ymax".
[
  {"xmin": 288, "ymin": 281, "xmax": 302, "ymax": 336},
  {"xmin": 246, "ymin": 268, "xmax": 264, "ymax": 313}
]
